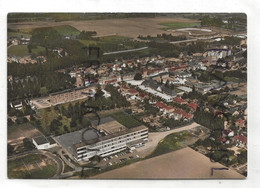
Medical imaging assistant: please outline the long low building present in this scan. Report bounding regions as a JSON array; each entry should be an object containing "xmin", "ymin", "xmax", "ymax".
[
  {"xmin": 54, "ymin": 117, "xmax": 148, "ymax": 162},
  {"xmin": 49, "ymin": 86, "xmax": 96, "ymax": 105}
]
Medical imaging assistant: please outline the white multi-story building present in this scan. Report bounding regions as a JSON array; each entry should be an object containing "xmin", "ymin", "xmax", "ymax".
[{"xmin": 74, "ymin": 125, "xmax": 148, "ymax": 161}]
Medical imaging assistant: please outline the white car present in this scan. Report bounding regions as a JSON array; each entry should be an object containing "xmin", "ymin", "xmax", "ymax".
[
  {"xmin": 103, "ymin": 158, "xmax": 107, "ymax": 161},
  {"xmin": 136, "ymin": 155, "xmax": 139, "ymax": 158},
  {"xmin": 115, "ymin": 155, "xmax": 118, "ymax": 158},
  {"xmin": 109, "ymin": 162, "xmax": 113, "ymax": 166}
]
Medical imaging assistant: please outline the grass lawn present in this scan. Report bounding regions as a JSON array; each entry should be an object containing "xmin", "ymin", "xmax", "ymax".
[
  {"xmin": 53, "ymin": 25, "xmax": 80, "ymax": 36},
  {"xmin": 80, "ymin": 35, "xmax": 147, "ymax": 53},
  {"xmin": 100, "ymin": 111, "xmax": 142, "ymax": 129},
  {"xmin": 8, "ymin": 154, "xmax": 57, "ymax": 179},
  {"xmin": 147, "ymin": 131, "xmax": 192, "ymax": 158},
  {"xmin": 160, "ymin": 22, "xmax": 201, "ymax": 30},
  {"xmin": 79, "ymin": 39, "xmax": 98, "ymax": 47},
  {"xmin": 8, "ymin": 45, "xmax": 45, "ymax": 57}
]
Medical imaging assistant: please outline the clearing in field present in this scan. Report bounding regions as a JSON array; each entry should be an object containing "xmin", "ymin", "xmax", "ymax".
[
  {"xmin": 8, "ymin": 154, "xmax": 57, "ymax": 179},
  {"xmin": 92, "ymin": 147, "xmax": 244, "ymax": 179}
]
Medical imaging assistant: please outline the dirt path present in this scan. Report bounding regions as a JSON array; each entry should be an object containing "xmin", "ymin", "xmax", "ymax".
[{"xmin": 136, "ymin": 122, "xmax": 201, "ymax": 157}]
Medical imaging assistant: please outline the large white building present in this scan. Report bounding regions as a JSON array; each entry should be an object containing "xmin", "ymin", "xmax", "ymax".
[
  {"xmin": 55, "ymin": 117, "xmax": 149, "ymax": 162},
  {"xmin": 74, "ymin": 125, "xmax": 148, "ymax": 161}
]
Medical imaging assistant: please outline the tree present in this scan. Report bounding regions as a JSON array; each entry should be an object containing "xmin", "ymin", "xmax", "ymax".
[
  {"xmin": 8, "ymin": 144, "xmax": 14, "ymax": 155},
  {"xmin": 23, "ymin": 138, "xmax": 35, "ymax": 151},
  {"xmin": 134, "ymin": 72, "xmax": 142, "ymax": 80},
  {"xmin": 95, "ymin": 86, "xmax": 104, "ymax": 99}
]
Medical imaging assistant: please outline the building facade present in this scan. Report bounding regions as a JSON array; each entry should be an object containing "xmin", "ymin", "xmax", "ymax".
[{"xmin": 74, "ymin": 125, "xmax": 148, "ymax": 161}]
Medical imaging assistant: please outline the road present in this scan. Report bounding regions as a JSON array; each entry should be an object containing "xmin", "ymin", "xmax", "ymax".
[
  {"xmin": 103, "ymin": 46, "xmax": 148, "ymax": 55},
  {"xmin": 136, "ymin": 122, "xmax": 201, "ymax": 157}
]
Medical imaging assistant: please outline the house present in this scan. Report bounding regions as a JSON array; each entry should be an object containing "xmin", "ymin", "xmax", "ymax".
[
  {"xmin": 163, "ymin": 106, "xmax": 175, "ymax": 114},
  {"xmin": 156, "ymin": 102, "xmax": 168, "ymax": 110},
  {"xmin": 10, "ymin": 101, "xmax": 23, "ymax": 110},
  {"xmin": 173, "ymin": 109, "xmax": 193, "ymax": 120},
  {"xmin": 222, "ymin": 129, "xmax": 234, "ymax": 137},
  {"xmin": 32, "ymin": 136, "xmax": 57, "ymax": 150},
  {"xmin": 234, "ymin": 135, "xmax": 247, "ymax": 147},
  {"xmin": 187, "ymin": 102, "xmax": 198, "ymax": 111},
  {"xmin": 102, "ymin": 89, "xmax": 111, "ymax": 98},
  {"xmin": 128, "ymin": 89, "xmax": 139, "ymax": 95},
  {"xmin": 121, "ymin": 72, "xmax": 135, "ymax": 81},
  {"xmin": 235, "ymin": 119, "xmax": 246, "ymax": 129}
]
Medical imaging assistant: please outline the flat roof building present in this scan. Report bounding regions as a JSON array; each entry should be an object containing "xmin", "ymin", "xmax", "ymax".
[
  {"xmin": 32, "ymin": 136, "xmax": 57, "ymax": 150},
  {"xmin": 54, "ymin": 117, "xmax": 148, "ymax": 162}
]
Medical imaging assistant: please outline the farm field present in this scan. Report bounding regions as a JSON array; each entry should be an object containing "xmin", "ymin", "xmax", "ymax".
[
  {"xmin": 8, "ymin": 154, "xmax": 57, "ymax": 179},
  {"xmin": 8, "ymin": 45, "xmax": 45, "ymax": 57},
  {"xmin": 8, "ymin": 17, "xmax": 201, "ymax": 39},
  {"xmin": 92, "ymin": 147, "xmax": 244, "ymax": 179}
]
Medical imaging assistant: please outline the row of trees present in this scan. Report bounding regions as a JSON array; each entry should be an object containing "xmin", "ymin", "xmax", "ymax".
[
  {"xmin": 7, "ymin": 73, "xmax": 76, "ymax": 102},
  {"xmin": 138, "ymin": 33, "xmax": 187, "ymax": 42}
]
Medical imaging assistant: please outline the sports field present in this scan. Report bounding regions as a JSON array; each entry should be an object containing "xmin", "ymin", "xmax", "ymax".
[
  {"xmin": 8, "ymin": 154, "xmax": 57, "ymax": 179},
  {"xmin": 92, "ymin": 147, "xmax": 244, "ymax": 179}
]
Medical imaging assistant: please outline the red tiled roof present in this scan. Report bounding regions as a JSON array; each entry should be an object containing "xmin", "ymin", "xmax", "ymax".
[
  {"xmin": 105, "ymin": 79, "xmax": 117, "ymax": 84},
  {"xmin": 122, "ymin": 86, "xmax": 130, "ymax": 90},
  {"xmin": 139, "ymin": 92, "xmax": 146, "ymax": 98},
  {"xmin": 187, "ymin": 103, "xmax": 198, "ymax": 110},
  {"xmin": 234, "ymin": 135, "xmax": 247, "ymax": 144},
  {"xmin": 128, "ymin": 89, "xmax": 139, "ymax": 94},
  {"xmin": 236, "ymin": 118, "xmax": 245, "ymax": 125},
  {"xmin": 156, "ymin": 102, "xmax": 167, "ymax": 109},
  {"xmin": 174, "ymin": 109, "xmax": 193, "ymax": 119},
  {"xmin": 174, "ymin": 97, "xmax": 186, "ymax": 104},
  {"xmin": 219, "ymin": 137, "xmax": 227, "ymax": 143},
  {"xmin": 163, "ymin": 106, "xmax": 174, "ymax": 111}
]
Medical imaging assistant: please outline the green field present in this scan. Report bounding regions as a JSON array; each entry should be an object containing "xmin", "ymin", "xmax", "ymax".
[
  {"xmin": 8, "ymin": 45, "xmax": 45, "ymax": 57},
  {"xmin": 79, "ymin": 39, "xmax": 98, "ymax": 46},
  {"xmin": 8, "ymin": 32, "xmax": 31, "ymax": 38},
  {"xmin": 100, "ymin": 111, "xmax": 142, "ymax": 129},
  {"xmin": 160, "ymin": 22, "xmax": 201, "ymax": 30},
  {"xmin": 53, "ymin": 25, "xmax": 80, "ymax": 35},
  {"xmin": 79, "ymin": 35, "xmax": 146, "ymax": 53},
  {"xmin": 8, "ymin": 154, "xmax": 57, "ymax": 179},
  {"xmin": 148, "ymin": 131, "xmax": 192, "ymax": 158}
]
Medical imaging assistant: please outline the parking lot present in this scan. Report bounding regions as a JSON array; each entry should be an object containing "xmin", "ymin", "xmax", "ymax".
[{"xmin": 96, "ymin": 149, "xmax": 140, "ymax": 168}]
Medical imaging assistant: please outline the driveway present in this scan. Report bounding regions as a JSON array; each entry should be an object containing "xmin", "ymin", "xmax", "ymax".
[{"xmin": 136, "ymin": 122, "xmax": 201, "ymax": 157}]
